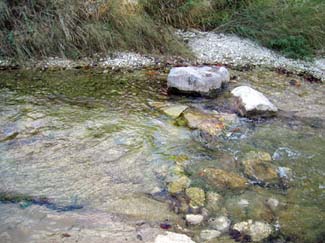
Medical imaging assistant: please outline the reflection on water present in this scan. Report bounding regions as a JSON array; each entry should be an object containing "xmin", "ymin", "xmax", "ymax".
[{"xmin": 0, "ymin": 69, "xmax": 324, "ymax": 242}]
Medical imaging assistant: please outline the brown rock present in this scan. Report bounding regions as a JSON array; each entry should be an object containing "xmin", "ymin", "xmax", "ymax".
[
  {"xmin": 182, "ymin": 109, "xmax": 237, "ymax": 136},
  {"xmin": 199, "ymin": 168, "xmax": 248, "ymax": 190},
  {"xmin": 242, "ymin": 151, "xmax": 278, "ymax": 184}
]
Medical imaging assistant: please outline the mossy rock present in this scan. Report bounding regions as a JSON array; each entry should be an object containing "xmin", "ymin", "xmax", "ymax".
[
  {"xmin": 186, "ymin": 187, "xmax": 205, "ymax": 208},
  {"xmin": 199, "ymin": 168, "xmax": 249, "ymax": 191},
  {"xmin": 168, "ymin": 176, "xmax": 191, "ymax": 194}
]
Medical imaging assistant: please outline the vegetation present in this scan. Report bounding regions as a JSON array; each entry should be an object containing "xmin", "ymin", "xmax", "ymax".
[
  {"xmin": 0, "ymin": 0, "xmax": 324, "ymax": 60},
  {"xmin": 143, "ymin": 0, "xmax": 325, "ymax": 59},
  {"xmin": 0, "ymin": 0, "xmax": 189, "ymax": 60}
]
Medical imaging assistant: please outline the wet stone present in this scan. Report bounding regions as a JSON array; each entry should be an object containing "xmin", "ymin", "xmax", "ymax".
[
  {"xmin": 208, "ymin": 216, "xmax": 231, "ymax": 233},
  {"xmin": 185, "ymin": 187, "xmax": 205, "ymax": 208},
  {"xmin": 186, "ymin": 214, "xmax": 204, "ymax": 225},
  {"xmin": 233, "ymin": 220, "xmax": 273, "ymax": 242},
  {"xmin": 199, "ymin": 168, "xmax": 248, "ymax": 191},
  {"xmin": 206, "ymin": 192, "xmax": 224, "ymax": 213},
  {"xmin": 266, "ymin": 198, "xmax": 279, "ymax": 212},
  {"xmin": 225, "ymin": 192, "xmax": 274, "ymax": 223},
  {"xmin": 181, "ymin": 109, "xmax": 237, "ymax": 137},
  {"xmin": 155, "ymin": 232, "xmax": 196, "ymax": 243},
  {"xmin": 149, "ymin": 101, "xmax": 188, "ymax": 119},
  {"xmin": 168, "ymin": 176, "xmax": 191, "ymax": 194},
  {"xmin": 242, "ymin": 151, "xmax": 279, "ymax": 185}
]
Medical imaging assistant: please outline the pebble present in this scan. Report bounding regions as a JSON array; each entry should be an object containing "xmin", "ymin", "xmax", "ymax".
[
  {"xmin": 155, "ymin": 232, "xmax": 196, "ymax": 243},
  {"xmin": 208, "ymin": 216, "xmax": 231, "ymax": 232},
  {"xmin": 200, "ymin": 229, "xmax": 221, "ymax": 240},
  {"xmin": 186, "ymin": 214, "xmax": 204, "ymax": 225},
  {"xmin": 266, "ymin": 198, "xmax": 279, "ymax": 211}
]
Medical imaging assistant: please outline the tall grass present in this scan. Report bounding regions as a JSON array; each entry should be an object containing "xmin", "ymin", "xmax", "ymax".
[
  {"xmin": 1, "ymin": 0, "xmax": 324, "ymax": 60},
  {"xmin": 210, "ymin": 0, "xmax": 325, "ymax": 59},
  {"xmin": 142, "ymin": 0, "xmax": 325, "ymax": 59},
  {"xmin": 0, "ymin": 0, "xmax": 190, "ymax": 60}
]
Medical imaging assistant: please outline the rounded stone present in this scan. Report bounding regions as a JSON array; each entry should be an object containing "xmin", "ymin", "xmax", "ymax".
[
  {"xmin": 155, "ymin": 232, "xmax": 196, "ymax": 243},
  {"xmin": 209, "ymin": 216, "xmax": 231, "ymax": 232},
  {"xmin": 233, "ymin": 220, "xmax": 273, "ymax": 242},
  {"xmin": 185, "ymin": 187, "xmax": 206, "ymax": 208},
  {"xmin": 186, "ymin": 214, "xmax": 204, "ymax": 225},
  {"xmin": 167, "ymin": 176, "xmax": 191, "ymax": 194}
]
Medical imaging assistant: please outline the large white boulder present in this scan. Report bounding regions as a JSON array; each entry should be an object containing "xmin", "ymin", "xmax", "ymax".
[
  {"xmin": 231, "ymin": 86, "xmax": 277, "ymax": 117},
  {"xmin": 167, "ymin": 66, "xmax": 230, "ymax": 96},
  {"xmin": 155, "ymin": 232, "xmax": 196, "ymax": 243}
]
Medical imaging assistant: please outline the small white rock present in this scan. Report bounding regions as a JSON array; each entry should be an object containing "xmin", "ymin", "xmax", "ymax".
[
  {"xmin": 186, "ymin": 214, "xmax": 204, "ymax": 225},
  {"xmin": 209, "ymin": 216, "xmax": 231, "ymax": 232},
  {"xmin": 155, "ymin": 232, "xmax": 196, "ymax": 243},
  {"xmin": 238, "ymin": 199, "xmax": 249, "ymax": 207},
  {"xmin": 266, "ymin": 198, "xmax": 279, "ymax": 211},
  {"xmin": 233, "ymin": 220, "xmax": 273, "ymax": 242}
]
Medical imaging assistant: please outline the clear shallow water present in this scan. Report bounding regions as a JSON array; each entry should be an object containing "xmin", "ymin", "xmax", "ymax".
[{"xmin": 0, "ymin": 69, "xmax": 324, "ymax": 242}]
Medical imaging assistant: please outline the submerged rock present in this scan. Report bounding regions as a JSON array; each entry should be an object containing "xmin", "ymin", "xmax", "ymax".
[
  {"xmin": 185, "ymin": 187, "xmax": 205, "ymax": 208},
  {"xmin": 180, "ymin": 109, "xmax": 237, "ymax": 136},
  {"xmin": 225, "ymin": 192, "xmax": 274, "ymax": 223},
  {"xmin": 200, "ymin": 229, "xmax": 221, "ymax": 240},
  {"xmin": 242, "ymin": 151, "xmax": 279, "ymax": 184},
  {"xmin": 149, "ymin": 101, "xmax": 189, "ymax": 119},
  {"xmin": 167, "ymin": 66, "xmax": 230, "ymax": 96},
  {"xmin": 186, "ymin": 214, "xmax": 204, "ymax": 225},
  {"xmin": 155, "ymin": 232, "xmax": 196, "ymax": 243},
  {"xmin": 233, "ymin": 220, "xmax": 273, "ymax": 242},
  {"xmin": 206, "ymin": 191, "xmax": 224, "ymax": 213},
  {"xmin": 167, "ymin": 176, "xmax": 191, "ymax": 194},
  {"xmin": 208, "ymin": 216, "xmax": 231, "ymax": 233},
  {"xmin": 277, "ymin": 166, "xmax": 294, "ymax": 184},
  {"xmin": 199, "ymin": 168, "xmax": 248, "ymax": 190},
  {"xmin": 231, "ymin": 86, "xmax": 277, "ymax": 117},
  {"xmin": 266, "ymin": 198, "xmax": 279, "ymax": 212}
]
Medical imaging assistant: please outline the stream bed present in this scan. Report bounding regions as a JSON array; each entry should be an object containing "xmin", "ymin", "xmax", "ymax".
[{"xmin": 0, "ymin": 68, "xmax": 324, "ymax": 243}]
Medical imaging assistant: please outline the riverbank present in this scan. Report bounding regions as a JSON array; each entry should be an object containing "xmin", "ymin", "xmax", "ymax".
[{"xmin": 1, "ymin": 30, "xmax": 324, "ymax": 83}]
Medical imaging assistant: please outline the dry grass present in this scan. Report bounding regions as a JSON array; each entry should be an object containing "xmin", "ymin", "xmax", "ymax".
[{"xmin": 0, "ymin": 0, "xmax": 190, "ymax": 60}]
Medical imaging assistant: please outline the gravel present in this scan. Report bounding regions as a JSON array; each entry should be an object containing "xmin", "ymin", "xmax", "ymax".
[
  {"xmin": 99, "ymin": 52, "xmax": 156, "ymax": 68},
  {"xmin": 1, "ymin": 30, "xmax": 324, "ymax": 80},
  {"xmin": 177, "ymin": 30, "xmax": 325, "ymax": 81}
]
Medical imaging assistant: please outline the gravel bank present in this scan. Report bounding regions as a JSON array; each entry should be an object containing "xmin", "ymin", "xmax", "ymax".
[
  {"xmin": 1, "ymin": 30, "xmax": 324, "ymax": 81},
  {"xmin": 178, "ymin": 30, "xmax": 325, "ymax": 81}
]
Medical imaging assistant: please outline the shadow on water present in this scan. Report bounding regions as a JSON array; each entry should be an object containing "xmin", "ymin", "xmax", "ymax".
[{"xmin": 0, "ymin": 192, "xmax": 83, "ymax": 212}]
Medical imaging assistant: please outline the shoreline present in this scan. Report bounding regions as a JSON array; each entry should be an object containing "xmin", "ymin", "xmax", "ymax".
[{"xmin": 0, "ymin": 31, "xmax": 324, "ymax": 82}]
